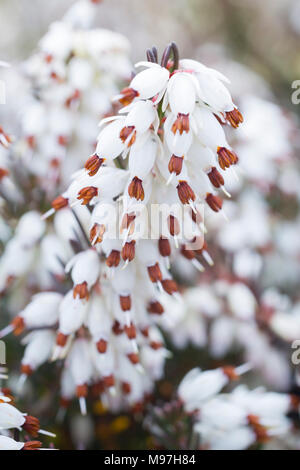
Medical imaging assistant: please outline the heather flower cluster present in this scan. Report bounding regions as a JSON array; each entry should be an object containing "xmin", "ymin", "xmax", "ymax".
[
  {"xmin": 158, "ymin": 57, "xmax": 300, "ymax": 395},
  {"xmin": 0, "ymin": 0, "xmax": 131, "ymax": 303},
  {"xmin": 147, "ymin": 366, "xmax": 296, "ymax": 450},
  {"xmin": 14, "ymin": 0, "xmax": 131, "ymax": 196},
  {"xmin": 0, "ymin": 369, "xmax": 55, "ymax": 450},
  {"xmin": 1, "ymin": 43, "xmax": 246, "ymax": 415}
]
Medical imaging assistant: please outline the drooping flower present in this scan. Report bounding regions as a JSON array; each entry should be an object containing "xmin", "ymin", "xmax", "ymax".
[
  {"xmin": 0, "ymin": 372, "xmax": 55, "ymax": 449},
  {"xmin": 146, "ymin": 366, "xmax": 294, "ymax": 450}
]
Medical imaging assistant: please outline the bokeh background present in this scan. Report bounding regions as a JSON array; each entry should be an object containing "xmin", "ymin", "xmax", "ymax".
[{"xmin": 0, "ymin": 0, "xmax": 300, "ymax": 106}]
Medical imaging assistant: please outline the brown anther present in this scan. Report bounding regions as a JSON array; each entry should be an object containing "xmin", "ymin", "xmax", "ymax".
[
  {"xmin": 147, "ymin": 262, "xmax": 163, "ymax": 283},
  {"xmin": 58, "ymin": 135, "xmax": 68, "ymax": 146},
  {"xmin": 76, "ymin": 384, "xmax": 88, "ymax": 398},
  {"xmin": 121, "ymin": 240, "xmax": 136, "ymax": 262},
  {"xmin": 11, "ymin": 316, "xmax": 25, "ymax": 335},
  {"xmin": 255, "ymin": 428, "xmax": 270, "ymax": 444},
  {"xmin": 128, "ymin": 176, "xmax": 144, "ymax": 201},
  {"xmin": 120, "ymin": 126, "xmax": 136, "ymax": 147},
  {"xmin": 247, "ymin": 414, "xmax": 260, "ymax": 427},
  {"xmin": 290, "ymin": 394, "xmax": 300, "ymax": 409},
  {"xmin": 177, "ymin": 181, "xmax": 195, "ymax": 205},
  {"xmin": 51, "ymin": 195, "xmax": 68, "ymax": 211},
  {"xmin": 161, "ymin": 279, "xmax": 179, "ymax": 295},
  {"xmin": 60, "ymin": 397, "xmax": 71, "ymax": 409},
  {"xmin": 180, "ymin": 245, "xmax": 195, "ymax": 260},
  {"xmin": 77, "ymin": 186, "xmax": 98, "ymax": 205},
  {"xmin": 50, "ymin": 71, "xmax": 59, "ymax": 81},
  {"xmin": 85, "ymin": 154, "xmax": 105, "ymax": 176},
  {"xmin": 0, "ymin": 168, "xmax": 9, "ymax": 181},
  {"xmin": 168, "ymin": 155, "xmax": 183, "ymax": 175},
  {"xmin": 20, "ymin": 364, "xmax": 33, "ymax": 376},
  {"xmin": 131, "ymin": 402, "xmax": 144, "ymax": 414},
  {"xmin": 206, "ymin": 193, "xmax": 223, "ymax": 212},
  {"xmin": 26, "ymin": 135, "xmax": 36, "ymax": 148},
  {"xmin": 226, "ymin": 108, "xmax": 244, "ymax": 128},
  {"xmin": 222, "ymin": 366, "xmax": 239, "ymax": 381},
  {"xmin": 103, "ymin": 374, "xmax": 115, "ymax": 388},
  {"xmin": 147, "ymin": 301, "xmax": 164, "ymax": 315},
  {"xmin": 56, "ymin": 332, "xmax": 68, "ymax": 347},
  {"xmin": 150, "ymin": 341, "xmax": 163, "ymax": 350},
  {"xmin": 207, "ymin": 167, "xmax": 224, "ymax": 188},
  {"xmin": 119, "ymin": 87, "xmax": 139, "ymax": 106},
  {"xmin": 112, "ymin": 320, "xmax": 124, "ymax": 335},
  {"xmin": 106, "ymin": 250, "xmax": 120, "ymax": 268},
  {"xmin": 22, "ymin": 441, "xmax": 42, "ymax": 450},
  {"xmin": 121, "ymin": 212, "xmax": 136, "ymax": 231},
  {"xmin": 141, "ymin": 327, "xmax": 149, "ymax": 337},
  {"xmin": 247, "ymin": 415, "xmax": 270, "ymax": 443},
  {"xmin": 127, "ymin": 353, "xmax": 139, "ymax": 365},
  {"xmin": 158, "ymin": 237, "xmax": 171, "ymax": 257},
  {"xmin": 124, "ymin": 323, "xmax": 136, "ymax": 339},
  {"xmin": 121, "ymin": 382, "xmax": 131, "ymax": 395},
  {"xmin": 171, "ymin": 113, "xmax": 190, "ymax": 135},
  {"xmin": 217, "ymin": 147, "xmax": 238, "ymax": 170},
  {"xmin": 1, "ymin": 388, "xmax": 12, "ymax": 399},
  {"xmin": 50, "ymin": 158, "xmax": 60, "ymax": 169},
  {"xmin": 65, "ymin": 89, "xmax": 80, "ymax": 108},
  {"xmin": 73, "ymin": 281, "xmax": 89, "ymax": 300},
  {"xmin": 44, "ymin": 54, "xmax": 53, "ymax": 63},
  {"xmin": 168, "ymin": 215, "xmax": 180, "ymax": 236},
  {"xmin": 89, "ymin": 223, "xmax": 105, "ymax": 245},
  {"xmin": 23, "ymin": 415, "xmax": 40, "ymax": 437},
  {"xmin": 119, "ymin": 295, "xmax": 131, "ymax": 311},
  {"xmin": 96, "ymin": 339, "xmax": 108, "ymax": 354}
]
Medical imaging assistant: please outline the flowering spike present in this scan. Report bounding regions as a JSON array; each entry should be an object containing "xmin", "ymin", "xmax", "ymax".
[{"xmin": 6, "ymin": 45, "xmax": 247, "ymax": 417}]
